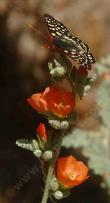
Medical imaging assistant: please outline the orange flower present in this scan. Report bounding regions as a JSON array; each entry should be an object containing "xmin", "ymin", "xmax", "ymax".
[
  {"xmin": 46, "ymin": 86, "xmax": 75, "ymax": 118},
  {"xmin": 56, "ymin": 155, "xmax": 89, "ymax": 188},
  {"xmin": 27, "ymin": 86, "xmax": 75, "ymax": 118},
  {"xmin": 36, "ymin": 123, "xmax": 48, "ymax": 142}
]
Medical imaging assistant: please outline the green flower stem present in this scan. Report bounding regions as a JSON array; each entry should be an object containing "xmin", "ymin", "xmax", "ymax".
[{"xmin": 41, "ymin": 130, "xmax": 65, "ymax": 203}]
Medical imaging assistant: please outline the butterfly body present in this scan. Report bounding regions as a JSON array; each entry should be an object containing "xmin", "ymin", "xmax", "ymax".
[
  {"xmin": 44, "ymin": 14, "xmax": 95, "ymax": 68},
  {"xmin": 53, "ymin": 36, "xmax": 78, "ymax": 51}
]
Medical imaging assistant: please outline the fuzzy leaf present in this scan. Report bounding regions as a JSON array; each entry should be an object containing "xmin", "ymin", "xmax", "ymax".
[
  {"xmin": 16, "ymin": 139, "xmax": 39, "ymax": 152},
  {"xmin": 94, "ymin": 55, "xmax": 110, "ymax": 76},
  {"xmin": 97, "ymin": 81, "xmax": 110, "ymax": 127}
]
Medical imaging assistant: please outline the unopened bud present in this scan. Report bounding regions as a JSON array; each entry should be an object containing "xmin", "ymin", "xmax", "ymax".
[
  {"xmin": 60, "ymin": 121, "xmax": 69, "ymax": 129},
  {"xmin": 50, "ymin": 67, "xmax": 66, "ymax": 77},
  {"xmin": 50, "ymin": 176, "xmax": 59, "ymax": 192},
  {"xmin": 33, "ymin": 149, "xmax": 42, "ymax": 158},
  {"xmin": 42, "ymin": 150, "xmax": 53, "ymax": 161},
  {"xmin": 54, "ymin": 190, "xmax": 64, "ymax": 200},
  {"xmin": 48, "ymin": 120, "xmax": 61, "ymax": 129},
  {"xmin": 84, "ymin": 85, "xmax": 91, "ymax": 92}
]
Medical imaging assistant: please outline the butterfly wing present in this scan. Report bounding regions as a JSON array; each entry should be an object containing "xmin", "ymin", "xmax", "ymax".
[
  {"xmin": 63, "ymin": 35, "xmax": 95, "ymax": 65},
  {"xmin": 44, "ymin": 14, "xmax": 95, "ymax": 66},
  {"xmin": 44, "ymin": 14, "xmax": 69, "ymax": 37}
]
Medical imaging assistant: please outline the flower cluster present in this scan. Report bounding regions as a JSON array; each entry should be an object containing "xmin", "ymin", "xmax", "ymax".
[
  {"xmin": 26, "ymin": 65, "xmax": 92, "ymax": 199},
  {"xmin": 34, "ymin": 122, "xmax": 89, "ymax": 198},
  {"xmin": 17, "ymin": 16, "xmax": 95, "ymax": 201}
]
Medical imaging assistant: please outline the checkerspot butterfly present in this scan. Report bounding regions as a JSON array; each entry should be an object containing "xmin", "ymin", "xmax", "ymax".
[{"xmin": 44, "ymin": 14, "xmax": 95, "ymax": 68}]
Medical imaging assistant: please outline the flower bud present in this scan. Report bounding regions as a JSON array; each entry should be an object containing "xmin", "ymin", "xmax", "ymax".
[
  {"xmin": 60, "ymin": 120, "xmax": 69, "ymax": 129},
  {"xmin": 50, "ymin": 67, "xmax": 66, "ymax": 77},
  {"xmin": 53, "ymin": 190, "xmax": 64, "ymax": 200},
  {"xmin": 84, "ymin": 85, "xmax": 91, "ymax": 92},
  {"xmin": 48, "ymin": 119, "xmax": 61, "ymax": 129},
  {"xmin": 36, "ymin": 123, "xmax": 48, "ymax": 143},
  {"xmin": 33, "ymin": 149, "xmax": 42, "ymax": 158},
  {"xmin": 50, "ymin": 176, "xmax": 59, "ymax": 192},
  {"xmin": 42, "ymin": 150, "xmax": 53, "ymax": 161}
]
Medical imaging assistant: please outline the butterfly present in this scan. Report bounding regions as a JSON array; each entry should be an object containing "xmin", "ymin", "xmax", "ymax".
[{"xmin": 44, "ymin": 14, "xmax": 95, "ymax": 68}]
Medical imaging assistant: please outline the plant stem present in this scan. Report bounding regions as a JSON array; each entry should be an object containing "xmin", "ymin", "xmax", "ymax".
[
  {"xmin": 41, "ymin": 130, "xmax": 65, "ymax": 203},
  {"xmin": 108, "ymin": 127, "xmax": 110, "ymax": 158}
]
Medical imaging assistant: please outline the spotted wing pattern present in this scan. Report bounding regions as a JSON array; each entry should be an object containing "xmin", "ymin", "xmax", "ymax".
[
  {"xmin": 44, "ymin": 14, "xmax": 95, "ymax": 67},
  {"xmin": 44, "ymin": 14, "xmax": 69, "ymax": 37}
]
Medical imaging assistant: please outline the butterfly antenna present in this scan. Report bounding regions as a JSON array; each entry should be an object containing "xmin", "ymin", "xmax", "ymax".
[{"xmin": 28, "ymin": 24, "xmax": 48, "ymax": 41}]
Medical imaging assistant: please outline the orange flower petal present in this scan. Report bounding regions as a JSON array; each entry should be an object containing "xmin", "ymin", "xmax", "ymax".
[
  {"xmin": 27, "ymin": 93, "xmax": 48, "ymax": 113},
  {"xmin": 36, "ymin": 123, "xmax": 48, "ymax": 142},
  {"xmin": 46, "ymin": 86, "xmax": 75, "ymax": 117}
]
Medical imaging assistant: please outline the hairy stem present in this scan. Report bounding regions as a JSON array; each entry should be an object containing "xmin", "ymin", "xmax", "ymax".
[
  {"xmin": 108, "ymin": 127, "xmax": 110, "ymax": 159},
  {"xmin": 41, "ymin": 130, "xmax": 65, "ymax": 203}
]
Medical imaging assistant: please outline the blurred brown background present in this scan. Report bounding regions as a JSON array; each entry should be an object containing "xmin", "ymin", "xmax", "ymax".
[{"xmin": 0, "ymin": 0, "xmax": 110, "ymax": 202}]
